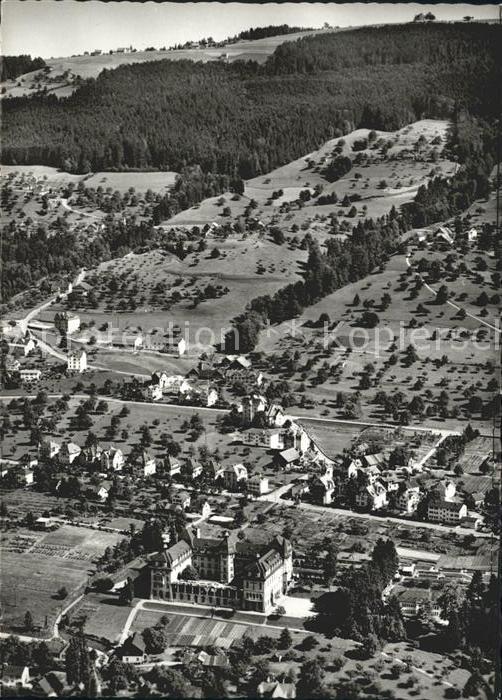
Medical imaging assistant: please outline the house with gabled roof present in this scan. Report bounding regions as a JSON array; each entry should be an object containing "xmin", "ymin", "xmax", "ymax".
[
  {"xmin": 116, "ymin": 632, "xmax": 148, "ymax": 664},
  {"xmin": 223, "ymin": 463, "xmax": 248, "ymax": 489}
]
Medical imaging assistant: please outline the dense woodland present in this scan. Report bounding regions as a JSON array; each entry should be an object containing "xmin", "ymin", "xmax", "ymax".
[
  {"xmin": 235, "ymin": 24, "xmax": 312, "ymax": 41},
  {"xmin": 1, "ymin": 55, "xmax": 46, "ymax": 82},
  {"xmin": 2, "ymin": 23, "xmax": 500, "ymax": 174}
]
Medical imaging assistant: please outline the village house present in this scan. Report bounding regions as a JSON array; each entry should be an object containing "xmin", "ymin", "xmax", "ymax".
[
  {"xmin": 355, "ymin": 480, "xmax": 388, "ymax": 511},
  {"xmin": 170, "ymin": 488, "xmax": 191, "ymax": 509},
  {"xmin": 163, "ymin": 455, "xmax": 181, "ymax": 477},
  {"xmin": 39, "ymin": 439, "xmax": 61, "ymax": 460},
  {"xmin": 428, "ymin": 499, "xmax": 467, "ymax": 524},
  {"xmin": 184, "ymin": 458, "xmax": 204, "ymax": 479},
  {"xmin": 467, "ymin": 227, "xmax": 478, "ymax": 241},
  {"xmin": 241, "ymin": 428, "xmax": 284, "ymax": 450},
  {"xmin": 184, "ymin": 384, "xmax": 218, "ymax": 407},
  {"xmin": 309, "ymin": 473, "xmax": 336, "ymax": 505},
  {"xmin": 67, "ymin": 349, "xmax": 87, "ymax": 373},
  {"xmin": 166, "ymin": 337, "xmax": 187, "ymax": 356},
  {"xmin": 35, "ymin": 671, "xmax": 68, "ymax": 697},
  {"xmin": 434, "ymin": 225, "xmax": 454, "ymax": 246},
  {"xmin": 441, "ymin": 479, "xmax": 457, "ymax": 502},
  {"xmin": 55, "ymin": 311, "xmax": 80, "ymax": 335},
  {"xmin": 266, "ymin": 404, "xmax": 287, "ymax": 428},
  {"xmin": 257, "ymin": 680, "xmax": 297, "ymax": 699},
  {"xmin": 248, "ymin": 473, "xmax": 269, "ymax": 496},
  {"xmin": 144, "ymin": 382, "xmax": 163, "ymax": 401},
  {"xmin": 205, "ymin": 459, "xmax": 224, "ymax": 481},
  {"xmin": 394, "ymin": 482, "xmax": 421, "ymax": 513},
  {"xmin": 276, "ymin": 447, "xmax": 300, "ymax": 470},
  {"xmin": 1, "ymin": 665, "xmax": 31, "ymax": 689},
  {"xmin": 223, "ymin": 463, "xmax": 248, "ymax": 490},
  {"xmin": 131, "ymin": 450, "xmax": 156, "ymax": 477},
  {"xmin": 241, "ymin": 394, "xmax": 268, "ymax": 425},
  {"xmin": 218, "ymin": 355, "xmax": 251, "ymax": 371},
  {"xmin": 101, "ymin": 447, "xmax": 125, "ymax": 472},
  {"xmin": 19, "ymin": 368, "xmax": 42, "ymax": 383},
  {"xmin": 58, "ymin": 441, "xmax": 82, "ymax": 465},
  {"xmin": 95, "ymin": 480, "xmax": 112, "ymax": 502},
  {"xmin": 116, "ymin": 633, "xmax": 148, "ymax": 664}
]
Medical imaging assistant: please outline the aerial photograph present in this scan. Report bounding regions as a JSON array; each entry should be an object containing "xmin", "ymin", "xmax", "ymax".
[{"xmin": 0, "ymin": 0, "xmax": 500, "ymax": 697}]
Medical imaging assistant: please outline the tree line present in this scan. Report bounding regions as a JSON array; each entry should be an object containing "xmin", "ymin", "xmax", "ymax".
[
  {"xmin": 2, "ymin": 23, "xmax": 499, "ymax": 174},
  {"xmin": 1, "ymin": 54, "xmax": 46, "ymax": 81},
  {"xmin": 225, "ymin": 212, "xmax": 403, "ymax": 352}
]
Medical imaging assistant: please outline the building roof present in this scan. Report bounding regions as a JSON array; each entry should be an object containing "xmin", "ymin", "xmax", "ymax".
[
  {"xmin": 429, "ymin": 499, "xmax": 464, "ymax": 511},
  {"xmin": 164, "ymin": 540, "xmax": 192, "ymax": 566},
  {"xmin": 257, "ymin": 681, "xmax": 296, "ymax": 698},
  {"xmin": 278, "ymin": 448, "xmax": 299, "ymax": 463},
  {"xmin": 121, "ymin": 632, "xmax": 146, "ymax": 655},
  {"xmin": 1, "ymin": 665, "xmax": 29, "ymax": 681}
]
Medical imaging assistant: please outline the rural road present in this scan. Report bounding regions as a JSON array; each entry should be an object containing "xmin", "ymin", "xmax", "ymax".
[{"xmin": 405, "ymin": 254, "xmax": 500, "ymax": 334}]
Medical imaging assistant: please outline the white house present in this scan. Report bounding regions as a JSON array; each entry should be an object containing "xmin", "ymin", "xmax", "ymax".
[
  {"xmin": 117, "ymin": 633, "xmax": 148, "ymax": 664},
  {"xmin": 58, "ymin": 441, "xmax": 82, "ymax": 465},
  {"xmin": 65, "ymin": 313, "xmax": 81, "ymax": 335},
  {"xmin": 95, "ymin": 481, "xmax": 112, "ymax": 502},
  {"xmin": 163, "ymin": 455, "xmax": 181, "ymax": 477},
  {"xmin": 355, "ymin": 481, "xmax": 388, "ymax": 511},
  {"xmin": 241, "ymin": 429, "xmax": 283, "ymax": 450},
  {"xmin": 1, "ymin": 665, "xmax": 31, "ymax": 688},
  {"xmin": 248, "ymin": 474, "xmax": 269, "ymax": 496},
  {"xmin": 170, "ymin": 489, "xmax": 191, "ymax": 509},
  {"xmin": 132, "ymin": 450, "xmax": 156, "ymax": 477},
  {"xmin": 19, "ymin": 368, "xmax": 42, "ymax": 383},
  {"xmin": 167, "ymin": 338, "xmax": 187, "ymax": 356},
  {"xmin": 101, "ymin": 447, "xmax": 125, "ymax": 472},
  {"xmin": 395, "ymin": 484, "xmax": 421, "ymax": 513},
  {"xmin": 67, "ymin": 349, "xmax": 87, "ymax": 373},
  {"xmin": 145, "ymin": 383, "xmax": 163, "ymax": 401},
  {"xmin": 428, "ymin": 499, "xmax": 467, "ymax": 524},
  {"xmin": 467, "ymin": 227, "xmax": 478, "ymax": 241},
  {"xmin": 39, "ymin": 440, "xmax": 61, "ymax": 460},
  {"xmin": 223, "ymin": 463, "xmax": 248, "ymax": 489}
]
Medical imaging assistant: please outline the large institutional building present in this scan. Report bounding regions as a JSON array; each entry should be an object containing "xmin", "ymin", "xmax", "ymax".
[{"xmin": 147, "ymin": 527, "xmax": 293, "ymax": 614}]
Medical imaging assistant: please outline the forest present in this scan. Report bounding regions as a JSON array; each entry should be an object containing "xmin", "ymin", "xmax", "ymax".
[
  {"xmin": 2, "ymin": 23, "xmax": 500, "ymax": 175},
  {"xmin": 1, "ymin": 55, "xmax": 46, "ymax": 82},
  {"xmin": 234, "ymin": 24, "xmax": 312, "ymax": 41}
]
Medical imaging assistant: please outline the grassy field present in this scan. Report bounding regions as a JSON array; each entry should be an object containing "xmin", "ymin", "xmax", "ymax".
[
  {"xmin": 0, "ymin": 524, "xmax": 122, "ymax": 635},
  {"xmin": 1, "ymin": 28, "xmax": 330, "ymax": 98},
  {"xmin": 256, "ymin": 242, "xmax": 498, "ymax": 433}
]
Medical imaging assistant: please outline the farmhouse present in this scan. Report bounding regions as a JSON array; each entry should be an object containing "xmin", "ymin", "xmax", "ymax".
[
  {"xmin": 257, "ymin": 681, "xmax": 297, "ymax": 699},
  {"xmin": 144, "ymin": 382, "xmax": 163, "ymax": 401},
  {"xmin": 167, "ymin": 337, "xmax": 187, "ymax": 356},
  {"xmin": 148, "ymin": 527, "xmax": 293, "ymax": 614},
  {"xmin": 95, "ymin": 480, "xmax": 112, "ymax": 502},
  {"xmin": 67, "ymin": 349, "xmax": 87, "ymax": 373},
  {"xmin": 116, "ymin": 633, "xmax": 148, "ymax": 664}
]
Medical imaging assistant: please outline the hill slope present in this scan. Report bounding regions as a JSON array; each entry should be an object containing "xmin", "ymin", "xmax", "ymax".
[{"xmin": 2, "ymin": 23, "xmax": 499, "ymax": 178}]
